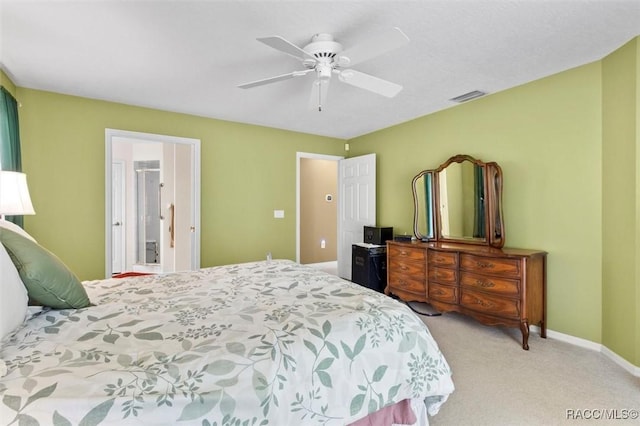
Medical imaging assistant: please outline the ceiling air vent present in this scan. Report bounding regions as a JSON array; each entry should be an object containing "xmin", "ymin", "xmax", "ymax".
[{"xmin": 450, "ymin": 90, "xmax": 487, "ymax": 103}]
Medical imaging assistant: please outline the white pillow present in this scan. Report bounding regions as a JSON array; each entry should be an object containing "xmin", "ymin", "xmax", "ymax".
[
  {"xmin": 0, "ymin": 219, "xmax": 36, "ymax": 243},
  {"xmin": 0, "ymin": 242, "xmax": 28, "ymax": 341}
]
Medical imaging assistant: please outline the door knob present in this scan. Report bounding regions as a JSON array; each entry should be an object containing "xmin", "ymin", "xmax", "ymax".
[{"xmin": 113, "ymin": 221, "xmax": 121, "ymax": 226}]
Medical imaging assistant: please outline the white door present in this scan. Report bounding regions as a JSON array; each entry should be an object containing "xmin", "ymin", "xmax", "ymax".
[
  {"xmin": 173, "ymin": 143, "xmax": 194, "ymax": 271},
  {"xmin": 111, "ymin": 161, "xmax": 125, "ymax": 274},
  {"xmin": 337, "ymin": 154, "xmax": 376, "ymax": 280}
]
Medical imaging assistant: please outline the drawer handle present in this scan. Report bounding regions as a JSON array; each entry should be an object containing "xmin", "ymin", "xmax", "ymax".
[
  {"xmin": 436, "ymin": 272, "xmax": 448, "ymax": 279},
  {"xmin": 475, "ymin": 279, "xmax": 495, "ymax": 288},
  {"xmin": 475, "ymin": 261, "xmax": 494, "ymax": 269},
  {"xmin": 432, "ymin": 289, "xmax": 445, "ymax": 295},
  {"xmin": 400, "ymin": 251, "xmax": 408, "ymax": 256},
  {"xmin": 401, "ymin": 265, "xmax": 408, "ymax": 271},
  {"xmin": 472, "ymin": 297, "xmax": 494, "ymax": 308}
]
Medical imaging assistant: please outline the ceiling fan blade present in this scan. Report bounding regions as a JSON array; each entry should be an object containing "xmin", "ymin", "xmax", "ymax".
[
  {"xmin": 238, "ymin": 69, "xmax": 313, "ymax": 89},
  {"xmin": 308, "ymin": 78, "xmax": 331, "ymax": 111},
  {"xmin": 257, "ymin": 36, "xmax": 317, "ymax": 61},
  {"xmin": 337, "ymin": 27, "xmax": 409, "ymax": 67},
  {"xmin": 338, "ymin": 69, "xmax": 403, "ymax": 98}
]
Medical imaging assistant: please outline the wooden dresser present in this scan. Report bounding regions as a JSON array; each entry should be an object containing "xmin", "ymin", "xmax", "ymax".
[{"xmin": 386, "ymin": 240, "xmax": 547, "ymax": 350}]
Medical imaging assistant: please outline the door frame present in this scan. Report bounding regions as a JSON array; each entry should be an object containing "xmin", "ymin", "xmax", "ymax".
[
  {"xmin": 105, "ymin": 128, "xmax": 201, "ymax": 278},
  {"xmin": 296, "ymin": 152, "xmax": 343, "ymax": 264}
]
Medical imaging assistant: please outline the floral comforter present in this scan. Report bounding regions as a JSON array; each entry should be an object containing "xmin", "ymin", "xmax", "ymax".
[{"xmin": 0, "ymin": 260, "xmax": 454, "ymax": 425}]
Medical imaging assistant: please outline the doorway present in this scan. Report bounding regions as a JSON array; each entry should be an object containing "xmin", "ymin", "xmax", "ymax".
[
  {"xmin": 134, "ymin": 160, "xmax": 162, "ymax": 268},
  {"xmin": 296, "ymin": 152, "xmax": 376, "ymax": 280},
  {"xmin": 299, "ymin": 156, "xmax": 339, "ymax": 273},
  {"xmin": 296, "ymin": 153, "xmax": 341, "ymax": 275},
  {"xmin": 105, "ymin": 129, "xmax": 201, "ymax": 278}
]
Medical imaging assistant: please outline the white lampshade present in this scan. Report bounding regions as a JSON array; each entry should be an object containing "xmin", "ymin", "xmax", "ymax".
[{"xmin": 0, "ymin": 171, "xmax": 35, "ymax": 215}]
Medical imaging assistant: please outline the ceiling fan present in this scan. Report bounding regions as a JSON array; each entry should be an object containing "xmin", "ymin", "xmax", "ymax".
[{"xmin": 238, "ymin": 27, "xmax": 410, "ymax": 111}]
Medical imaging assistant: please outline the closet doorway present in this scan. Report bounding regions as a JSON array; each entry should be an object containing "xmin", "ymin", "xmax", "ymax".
[
  {"xmin": 105, "ymin": 129, "xmax": 201, "ymax": 278},
  {"xmin": 298, "ymin": 155, "xmax": 340, "ymax": 274},
  {"xmin": 296, "ymin": 152, "xmax": 376, "ymax": 280}
]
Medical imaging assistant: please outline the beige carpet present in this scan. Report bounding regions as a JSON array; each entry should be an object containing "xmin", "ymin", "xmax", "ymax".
[{"xmin": 413, "ymin": 308, "xmax": 640, "ymax": 425}]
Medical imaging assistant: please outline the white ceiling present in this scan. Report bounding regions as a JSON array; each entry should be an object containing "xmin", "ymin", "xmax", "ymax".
[{"xmin": 1, "ymin": 1, "xmax": 639, "ymax": 140}]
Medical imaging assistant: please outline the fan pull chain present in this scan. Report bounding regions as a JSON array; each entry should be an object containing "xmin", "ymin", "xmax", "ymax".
[{"xmin": 318, "ymin": 80, "xmax": 322, "ymax": 112}]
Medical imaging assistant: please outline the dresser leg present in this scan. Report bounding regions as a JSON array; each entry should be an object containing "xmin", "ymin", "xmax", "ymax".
[{"xmin": 520, "ymin": 320, "xmax": 530, "ymax": 350}]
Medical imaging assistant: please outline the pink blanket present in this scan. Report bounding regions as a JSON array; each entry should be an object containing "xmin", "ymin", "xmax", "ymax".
[{"xmin": 348, "ymin": 399, "xmax": 417, "ymax": 426}]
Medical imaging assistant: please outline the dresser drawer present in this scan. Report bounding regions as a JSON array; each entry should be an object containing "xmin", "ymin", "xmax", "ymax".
[
  {"xmin": 388, "ymin": 245, "xmax": 425, "ymax": 262},
  {"xmin": 428, "ymin": 250, "xmax": 458, "ymax": 267},
  {"xmin": 460, "ymin": 272, "xmax": 520, "ymax": 296},
  {"xmin": 460, "ymin": 254, "xmax": 520, "ymax": 278},
  {"xmin": 388, "ymin": 270, "xmax": 426, "ymax": 295},
  {"xmin": 429, "ymin": 282, "xmax": 458, "ymax": 304},
  {"xmin": 389, "ymin": 257, "xmax": 424, "ymax": 276},
  {"xmin": 460, "ymin": 289, "xmax": 521, "ymax": 319},
  {"xmin": 428, "ymin": 267, "xmax": 457, "ymax": 285}
]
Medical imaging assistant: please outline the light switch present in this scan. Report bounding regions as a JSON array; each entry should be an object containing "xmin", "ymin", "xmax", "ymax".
[{"xmin": 274, "ymin": 210, "xmax": 285, "ymax": 219}]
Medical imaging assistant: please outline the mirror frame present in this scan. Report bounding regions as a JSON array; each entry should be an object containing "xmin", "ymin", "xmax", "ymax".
[
  {"xmin": 412, "ymin": 154, "xmax": 505, "ymax": 248},
  {"xmin": 411, "ymin": 170, "xmax": 435, "ymax": 240}
]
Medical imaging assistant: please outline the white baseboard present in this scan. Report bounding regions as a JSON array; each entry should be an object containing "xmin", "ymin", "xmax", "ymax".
[
  {"xmin": 601, "ymin": 345, "xmax": 640, "ymax": 377},
  {"xmin": 531, "ymin": 325, "xmax": 640, "ymax": 377},
  {"xmin": 305, "ymin": 261, "xmax": 337, "ymax": 268}
]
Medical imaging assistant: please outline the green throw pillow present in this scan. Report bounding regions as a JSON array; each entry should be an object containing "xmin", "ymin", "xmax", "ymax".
[{"xmin": 0, "ymin": 227, "xmax": 90, "ymax": 309}]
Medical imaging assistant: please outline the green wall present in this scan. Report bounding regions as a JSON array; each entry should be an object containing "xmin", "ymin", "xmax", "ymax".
[
  {"xmin": 15, "ymin": 88, "xmax": 343, "ymax": 280},
  {"xmin": 1, "ymin": 69, "xmax": 17, "ymax": 96},
  {"xmin": 7, "ymin": 37, "xmax": 640, "ymax": 366},
  {"xmin": 349, "ymin": 38, "xmax": 640, "ymax": 367},
  {"xmin": 636, "ymin": 40, "xmax": 640, "ymax": 372},
  {"xmin": 350, "ymin": 61, "xmax": 604, "ymax": 346},
  {"xmin": 602, "ymin": 38, "xmax": 639, "ymax": 366}
]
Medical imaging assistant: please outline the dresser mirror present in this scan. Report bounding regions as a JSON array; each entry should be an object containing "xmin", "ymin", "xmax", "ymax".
[{"xmin": 412, "ymin": 154, "xmax": 505, "ymax": 248}]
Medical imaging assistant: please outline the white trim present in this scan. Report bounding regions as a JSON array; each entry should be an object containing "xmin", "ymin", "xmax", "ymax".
[
  {"xmin": 601, "ymin": 345, "xmax": 640, "ymax": 377},
  {"xmin": 531, "ymin": 325, "xmax": 640, "ymax": 377},
  {"xmin": 105, "ymin": 129, "xmax": 201, "ymax": 278},
  {"xmin": 295, "ymin": 152, "xmax": 343, "ymax": 263},
  {"xmin": 304, "ymin": 261, "xmax": 337, "ymax": 269},
  {"xmin": 531, "ymin": 325, "xmax": 601, "ymax": 352}
]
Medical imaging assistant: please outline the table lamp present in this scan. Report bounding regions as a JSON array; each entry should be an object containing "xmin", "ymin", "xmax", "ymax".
[{"xmin": 0, "ymin": 171, "xmax": 35, "ymax": 219}]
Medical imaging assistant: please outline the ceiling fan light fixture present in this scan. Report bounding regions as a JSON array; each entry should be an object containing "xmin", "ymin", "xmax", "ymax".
[
  {"xmin": 449, "ymin": 90, "xmax": 488, "ymax": 103},
  {"xmin": 238, "ymin": 28, "xmax": 410, "ymax": 108},
  {"xmin": 303, "ymin": 34, "xmax": 343, "ymax": 61},
  {"xmin": 317, "ymin": 64, "xmax": 332, "ymax": 80}
]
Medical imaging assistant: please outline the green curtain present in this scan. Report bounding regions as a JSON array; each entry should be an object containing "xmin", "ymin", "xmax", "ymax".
[
  {"xmin": 0, "ymin": 86, "xmax": 24, "ymax": 227},
  {"xmin": 473, "ymin": 164, "xmax": 485, "ymax": 238}
]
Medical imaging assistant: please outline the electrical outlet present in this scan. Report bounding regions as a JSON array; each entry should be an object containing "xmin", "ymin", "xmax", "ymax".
[{"xmin": 321, "ymin": 239, "xmax": 326, "ymax": 249}]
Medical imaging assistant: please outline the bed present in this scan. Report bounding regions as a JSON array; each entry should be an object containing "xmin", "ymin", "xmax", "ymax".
[{"xmin": 0, "ymin": 225, "xmax": 454, "ymax": 425}]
